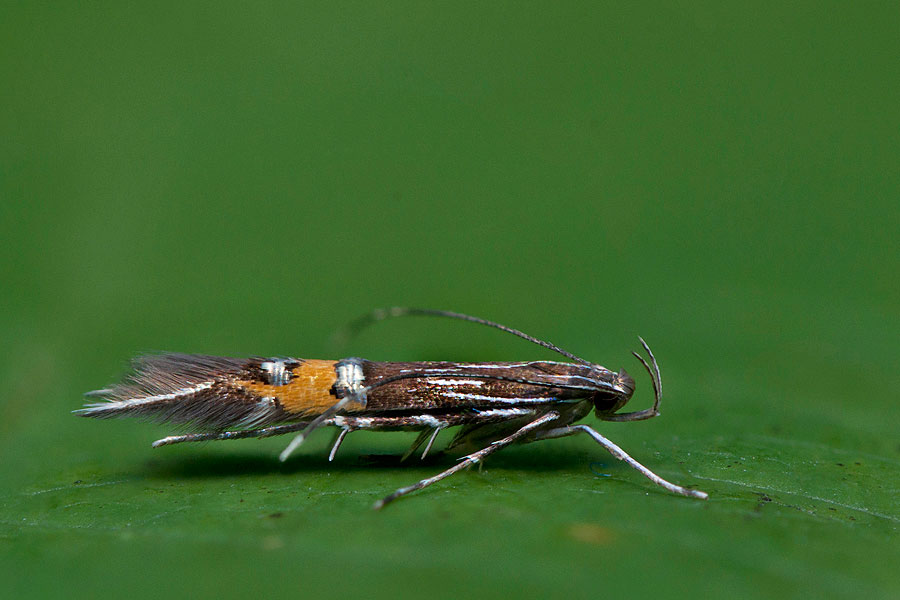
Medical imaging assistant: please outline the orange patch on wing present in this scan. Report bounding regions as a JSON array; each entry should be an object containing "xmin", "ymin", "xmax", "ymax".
[{"xmin": 235, "ymin": 359, "xmax": 364, "ymax": 417}]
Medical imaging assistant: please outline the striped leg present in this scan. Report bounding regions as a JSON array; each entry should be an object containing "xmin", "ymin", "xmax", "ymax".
[
  {"xmin": 400, "ymin": 427, "xmax": 444, "ymax": 462},
  {"xmin": 327, "ymin": 426, "xmax": 352, "ymax": 461},
  {"xmin": 373, "ymin": 411, "xmax": 560, "ymax": 510},
  {"xmin": 151, "ymin": 422, "xmax": 309, "ymax": 448},
  {"xmin": 534, "ymin": 425, "xmax": 708, "ymax": 499},
  {"xmin": 400, "ymin": 429, "xmax": 432, "ymax": 462}
]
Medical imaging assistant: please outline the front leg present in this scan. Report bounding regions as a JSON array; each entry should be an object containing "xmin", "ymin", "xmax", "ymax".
[{"xmin": 535, "ymin": 425, "xmax": 707, "ymax": 499}]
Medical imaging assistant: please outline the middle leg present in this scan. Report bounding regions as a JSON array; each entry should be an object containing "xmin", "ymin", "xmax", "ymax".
[{"xmin": 373, "ymin": 411, "xmax": 560, "ymax": 510}]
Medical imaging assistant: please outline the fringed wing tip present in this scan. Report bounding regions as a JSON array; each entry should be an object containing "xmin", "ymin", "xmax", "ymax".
[
  {"xmin": 75, "ymin": 389, "xmax": 117, "ymax": 417},
  {"xmin": 73, "ymin": 401, "xmax": 119, "ymax": 418},
  {"xmin": 74, "ymin": 353, "xmax": 289, "ymax": 429}
]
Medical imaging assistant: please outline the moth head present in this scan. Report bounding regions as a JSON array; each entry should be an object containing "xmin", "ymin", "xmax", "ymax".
[
  {"xmin": 591, "ymin": 367, "xmax": 635, "ymax": 417},
  {"xmin": 594, "ymin": 338, "xmax": 663, "ymax": 422},
  {"xmin": 615, "ymin": 368, "xmax": 635, "ymax": 396}
]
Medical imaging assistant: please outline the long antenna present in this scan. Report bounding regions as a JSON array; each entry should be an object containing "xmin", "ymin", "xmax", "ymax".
[{"xmin": 336, "ymin": 307, "xmax": 593, "ymax": 365}]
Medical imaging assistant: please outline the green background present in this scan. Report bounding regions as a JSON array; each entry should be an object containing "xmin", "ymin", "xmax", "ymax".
[{"xmin": 2, "ymin": 3, "xmax": 897, "ymax": 599}]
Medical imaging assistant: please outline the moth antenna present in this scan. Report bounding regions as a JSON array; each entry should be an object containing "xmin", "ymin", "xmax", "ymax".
[
  {"xmin": 639, "ymin": 336, "xmax": 662, "ymax": 401},
  {"xmin": 631, "ymin": 337, "xmax": 661, "ymax": 409},
  {"xmin": 336, "ymin": 307, "xmax": 593, "ymax": 365}
]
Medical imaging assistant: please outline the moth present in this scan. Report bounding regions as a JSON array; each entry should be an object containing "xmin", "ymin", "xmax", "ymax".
[{"xmin": 77, "ymin": 308, "xmax": 708, "ymax": 507}]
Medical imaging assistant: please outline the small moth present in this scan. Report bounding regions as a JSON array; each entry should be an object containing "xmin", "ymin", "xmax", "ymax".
[{"xmin": 77, "ymin": 308, "xmax": 708, "ymax": 507}]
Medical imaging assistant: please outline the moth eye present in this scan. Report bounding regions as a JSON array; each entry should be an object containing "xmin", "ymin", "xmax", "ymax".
[{"xmin": 616, "ymin": 369, "xmax": 635, "ymax": 393}]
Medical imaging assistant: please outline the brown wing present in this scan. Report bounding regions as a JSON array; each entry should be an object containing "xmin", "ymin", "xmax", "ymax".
[{"xmin": 360, "ymin": 360, "xmax": 594, "ymax": 411}]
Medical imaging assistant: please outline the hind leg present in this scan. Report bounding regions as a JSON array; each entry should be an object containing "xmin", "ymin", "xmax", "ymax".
[{"xmin": 151, "ymin": 422, "xmax": 309, "ymax": 448}]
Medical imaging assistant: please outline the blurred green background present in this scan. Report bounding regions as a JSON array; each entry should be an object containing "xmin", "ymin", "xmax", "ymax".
[{"xmin": 1, "ymin": 3, "xmax": 897, "ymax": 599}]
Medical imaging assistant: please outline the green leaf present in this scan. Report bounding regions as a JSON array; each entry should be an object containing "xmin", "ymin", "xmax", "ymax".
[{"xmin": 1, "ymin": 3, "xmax": 898, "ymax": 599}]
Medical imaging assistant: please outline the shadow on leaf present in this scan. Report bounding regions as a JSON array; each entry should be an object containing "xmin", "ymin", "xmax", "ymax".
[{"xmin": 143, "ymin": 445, "xmax": 593, "ymax": 480}]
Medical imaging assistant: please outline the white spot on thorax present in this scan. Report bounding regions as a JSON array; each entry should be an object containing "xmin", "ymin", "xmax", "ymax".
[
  {"xmin": 260, "ymin": 360, "xmax": 290, "ymax": 386},
  {"xmin": 335, "ymin": 360, "xmax": 365, "ymax": 397}
]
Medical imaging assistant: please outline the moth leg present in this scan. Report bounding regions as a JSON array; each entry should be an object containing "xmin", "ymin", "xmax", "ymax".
[
  {"xmin": 420, "ymin": 427, "xmax": 443, "ymax": 460},
  {"xmin": 373, "ymin": 411, "xmax": 560, "ymax": 510},
  {"xmin": 534, "ymin": 425, "xmax": 708, "ymax": 499},
  {"xmin": 152, "ymin": 422, "xmax": 309, "ymax": 448},
  {"xmin": 400, "ymin": 429, "xmax": 432, "ymax": 462},
  {"xmin": 400, "ymin": 427, "xmax": 445, "ymax": 462},
  {"xmin": 279, "ymin": 394, "xmax": 360, "ymax": 462},
  {"xmin": 328, "ymin": 427, "xmax": 352, "ymax": 462}
]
